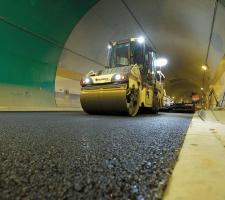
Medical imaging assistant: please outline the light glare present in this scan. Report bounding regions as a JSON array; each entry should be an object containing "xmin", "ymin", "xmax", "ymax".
[
  {"xmin": 85, "ymin": 78, "xmax": 90, "ymax": 84},
  {"xmin": 115, "ymin": 74, "xmax": 121, "ymax": 81},
  {"xmin": 155, "ymin": 58, "xmax": 168, "ymax": 67},
  {"xmin": 137, "ymin": 37, "xmax": 145, "ymax": 44},
  {"xmin": 202, "ymin": 65, "xmax": 207, "ymax": 71},
  {"xmin": 157, "ymin": 71, "xmax": 165, "ymax": 78}
]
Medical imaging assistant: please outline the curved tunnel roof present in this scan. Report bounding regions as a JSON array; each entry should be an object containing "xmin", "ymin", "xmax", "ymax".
[{"xmin": 60, "ymin": 0, "xmax": 225, "ymax": 102}]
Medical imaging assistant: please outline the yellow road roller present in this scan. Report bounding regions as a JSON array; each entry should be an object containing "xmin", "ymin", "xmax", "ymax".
[{"xmin": 80, "ymin": 37, "xmax": 165, "ymax": 116}]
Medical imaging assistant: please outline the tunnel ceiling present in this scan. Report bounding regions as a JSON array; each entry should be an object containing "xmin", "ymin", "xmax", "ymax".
[{"xmin": 60, "ymin": 0, "xmax": 225, "ymax": 101}]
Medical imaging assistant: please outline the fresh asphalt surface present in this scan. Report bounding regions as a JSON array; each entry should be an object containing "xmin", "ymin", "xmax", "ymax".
[{"xmin": 0, "ymin": 112, "xmax": 192, "ymax": 200}]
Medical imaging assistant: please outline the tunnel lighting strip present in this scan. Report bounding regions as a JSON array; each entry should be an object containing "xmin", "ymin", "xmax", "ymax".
[
  {"xmin": 205, "ymin": 0, "xmax": 219, "ymax": 65},
  {"xmin": 121, "ymin": 0, "xmax": 158, "ymax": 52},
  {"xmin": 0, "ymin": 16, "xmax": 105, "ymax": 67}
]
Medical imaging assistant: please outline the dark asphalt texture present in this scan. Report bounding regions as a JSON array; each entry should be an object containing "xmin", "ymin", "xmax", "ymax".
[{"xmin": 0, "ymin": 112, "xmax": 192, "ymax": 200}]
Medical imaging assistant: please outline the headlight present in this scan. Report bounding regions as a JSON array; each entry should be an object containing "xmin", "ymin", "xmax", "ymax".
[
  {"xmin": 80, "ymin": 77, "xmax": 93, "ymax": 86},
  {"xmin": 114, "ymin": 74, "xmax": 121, "ymax": 81},
  {"xmin": 111, "ymin": 74, "xmax": 128, "ymax": 83}
]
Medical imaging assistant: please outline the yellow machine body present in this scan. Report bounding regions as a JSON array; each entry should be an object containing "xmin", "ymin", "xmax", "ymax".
[{"xmin": 80, "ymin": 38, "xmax": 165, "ymax": 116}]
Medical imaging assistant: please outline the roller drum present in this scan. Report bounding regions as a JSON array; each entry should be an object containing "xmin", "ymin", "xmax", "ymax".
[{"xmin": 80, "ymin": 84, "xmax": 129, "ymax": 115}]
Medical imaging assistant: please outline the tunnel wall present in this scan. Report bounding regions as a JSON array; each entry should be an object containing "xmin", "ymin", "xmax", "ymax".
[
  {"xmin": 221, "ymin": 0, "xmax": 225, "ymax": 7},
  {"xmin": 208, "ymin": 2, "xmax": 225, "ymax": 107},
  {"xmin": 0, "ymin": 0, "xmax": 98, "ymax": 108},
  {"xmin": 209, "ymin": 56, "xmax": 225, "ymax": 107}
]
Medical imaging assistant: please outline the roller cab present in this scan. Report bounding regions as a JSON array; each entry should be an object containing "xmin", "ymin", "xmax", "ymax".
[{"xmin": 80, "ymin": 37, "xmax": 165, "ymax": 116}]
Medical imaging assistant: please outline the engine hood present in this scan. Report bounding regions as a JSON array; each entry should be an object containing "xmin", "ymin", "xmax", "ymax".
[{"xmin": 98, "ymin": 66, "xmax": 133, "ymax": 75}]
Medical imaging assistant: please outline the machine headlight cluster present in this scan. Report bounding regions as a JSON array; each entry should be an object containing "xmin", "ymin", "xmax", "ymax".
[
  {"xmin": 111, "ymin": 74, "xmax": 127, "ymax": 83},
  {"xmin": 80, "ymin": 77, "xmax": 93, "ymax": 86}
]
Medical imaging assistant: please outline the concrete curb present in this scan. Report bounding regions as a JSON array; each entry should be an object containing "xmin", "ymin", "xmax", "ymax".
[{"xmin": 164, "ymin": 111, "xmax": 225, "ymax": 200}]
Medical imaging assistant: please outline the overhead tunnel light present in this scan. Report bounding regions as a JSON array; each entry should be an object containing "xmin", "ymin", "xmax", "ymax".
[
  {"xmin": 137, "ymin": 36, "xmax": 145, "ymax": 44},
  {"xmin": 155, "ymin": 58, "xmax": 168, "ymax": 67},
  {"xmin": 201, "ymin": 65, "xmax": 207, "ymax": 71}
]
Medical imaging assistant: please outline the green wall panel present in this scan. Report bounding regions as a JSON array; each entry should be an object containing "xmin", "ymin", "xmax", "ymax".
[
  {"xmin": 0, "ymin": 0, "xmax": 98, "ymax": 107},
  {"xmin": 220, "ymin": 0, "xmax": 225, "ymax": 7},
  {"xmin": 0, "ymin": 21, "xmax": 59, "ymax": 91}
]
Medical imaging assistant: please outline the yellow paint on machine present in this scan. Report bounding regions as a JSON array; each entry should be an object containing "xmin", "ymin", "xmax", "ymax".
[
  {"xmin": 80, "ymin": 84, "xmax": 128, "ymax": 114},
  {"xmin": 141, "ymin": 86, "xmax": 154, "ymax": 107}
]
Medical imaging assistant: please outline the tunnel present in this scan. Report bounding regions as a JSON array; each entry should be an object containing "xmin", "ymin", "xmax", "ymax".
[
  {"xmin": 0, "ymin": 0, "xmax": 225, "ymax": 199},
  {"xmin": 0, "ymin": 0, "xmax": 98, "ymax": 108}
]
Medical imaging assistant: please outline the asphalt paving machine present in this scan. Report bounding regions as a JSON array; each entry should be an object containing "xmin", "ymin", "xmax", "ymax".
[{"xmin": 80, "ymin": 37, "xmax": 165, "ymax": 116}]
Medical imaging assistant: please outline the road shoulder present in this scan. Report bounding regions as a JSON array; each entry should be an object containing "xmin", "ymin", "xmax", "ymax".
[{"xmin": 164, "ymin": 111, "xmax": 225, "ymax": 200}]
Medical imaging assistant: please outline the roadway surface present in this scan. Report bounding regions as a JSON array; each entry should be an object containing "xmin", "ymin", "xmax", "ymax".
[{"xmin": 0, "ymin": 112, "xmax": 192, "ymax": 200}]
